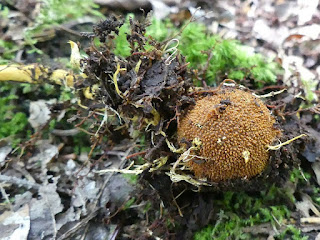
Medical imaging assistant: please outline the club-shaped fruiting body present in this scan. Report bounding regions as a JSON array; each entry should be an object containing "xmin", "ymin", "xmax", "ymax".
[{"xmin": 177, "ymin": 87, "xmax": 281, "ymax": 182}]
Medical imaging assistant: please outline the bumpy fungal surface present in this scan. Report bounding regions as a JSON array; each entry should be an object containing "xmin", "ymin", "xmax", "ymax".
[{"xmin": 177, "ymin": 87, "xmax": 281, "ymax": 182}]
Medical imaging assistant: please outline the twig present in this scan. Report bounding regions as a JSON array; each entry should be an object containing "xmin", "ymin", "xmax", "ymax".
[
  {"xmin": 301, "ymin": 217, "xmax": 320, "ymax": 224},
  {"xmin": 253, "ymin": 89, "xmax": 287, "ymax": 98},
  {"xmin": 57, "ymin": 210, "xmax": 99, "ymax": 240},
  {"xmin": 51, "ymin": 129, "xmax": 80, "ymax": 136},
  {"xmin": 0, "ymin": 183, "xmax": 13, "ymax": 210},
  {"xmin": 126, "ymin": 150, "xmax": 147, "ymax": 159}
]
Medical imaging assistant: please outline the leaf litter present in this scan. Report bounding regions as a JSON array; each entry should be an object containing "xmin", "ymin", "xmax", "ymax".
[{"xmin": 0, "ymin": 0, "xmax": 320, "ymax": 239}]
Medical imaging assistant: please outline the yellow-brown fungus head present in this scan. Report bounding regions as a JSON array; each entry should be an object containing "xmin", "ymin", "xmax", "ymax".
[{"xmin": 177, "ymin": 87, "xmax": 281, "ymax": 182}]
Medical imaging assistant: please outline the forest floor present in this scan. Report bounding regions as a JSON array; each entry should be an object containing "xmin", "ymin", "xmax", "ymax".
[{"xmin": 0, "ymin": 0, "xmax": 320, "ymax": 239}]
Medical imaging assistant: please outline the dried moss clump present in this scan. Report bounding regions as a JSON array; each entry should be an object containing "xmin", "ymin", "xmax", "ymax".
[{"xmin": 177, "ymin": 87, "xmax": 281, "ymax": 182}]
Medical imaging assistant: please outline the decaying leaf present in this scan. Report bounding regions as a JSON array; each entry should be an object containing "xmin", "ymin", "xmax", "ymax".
[
  {"xmin": 1, "ymin": 2, "xmax": 320, "ymax": 239},
  {"xmin": 0, "ymin": 204, "xmax": 30, "ymax": 240},
  {"xmin": 28, "ymin": 100, "xmax": 54, "ymax": 129},
  {"xmin": 312, "ymin": 162, "xmax": 320, "ymax": 187},
  {"xmin": 303, "ymin": 128, "xmax": 320, "ymax": 163},
  {"xmin": 28, "ymin": 180, "xmax": 63, "ymax": 239},
  {"xmin": 13, "ymin": 192, "xmax": 33, "ymax": 211},
  {"xmin": 295, "ymin": 194, "xmax": 320, "ymax": 218},
  {"xmin": 72, "ymin": 177, "xmax": 99, "ymax": 210},
  {"xmin": 55, "ymin": 207, "xmax": 81, "ymax": 232},
  {"xmin": 0, "ymin": 145, "xmax": 12, "ymax": 167},
  {"xmin": 27, "ymin": 141, "xmax": 59, "ymax": 180},
  {"xmin": 253, "ymin": 19, "xmax": 289, "ymax": 48}
]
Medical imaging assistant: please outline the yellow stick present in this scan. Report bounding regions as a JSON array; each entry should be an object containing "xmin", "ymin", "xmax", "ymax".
[{"xmin": 0, "ymin": 64, "xmax": 79, "ymax": 88}]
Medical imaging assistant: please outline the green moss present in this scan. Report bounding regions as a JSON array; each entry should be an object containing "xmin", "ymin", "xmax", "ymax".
[
  {"xmin": 25, "ymin": 0, "xmax": 103, "ymax": 37},
  {"xmin": 147, "ymin": 18, "xmax": 173, "ymax": 41},
  {"xmin": 0, "ymin": 4, "xmax": 9, "ymax": 18},
  {"xmin": 0, "ymin": 40, "xmax": 19, "ymax": 64},
  {"xmin": 290, "ymin": 168, "xmax": 311, "ymax": 183},
  {"xmin": 194, "ymin": 167, "xmax": 317, "ymax": 240},
  {"xmin": 112, "ymin": 14, "xmax": 131, "ymax": 57},
  {"xmin": 1, "ymin": 0, "xmax": 103, "ymax": 55},
  {"xmin": 124, "ymin": 197, "xmax": 136, "ymax": 210},
  {"xmin": 312, "ymin": 187, "xmax": 320, "ymax": 206},
  {"xmin": 0, "ymin": 5, "xmax": 18, "ymax": 63},
  {"xmin": 114, "ymin": 16, "xmax": 174, "ymax": 57},
  {"xmin": 277, "ymin": 225, "xmax": 308, "ymax": 240},
  {"xmin": 194, "ymin": 185, "xmax": 299, "ymax": 240},
  {"xmin": 122, "ymin": 173, "xmax": 139, "ymax": 184},
  {"xmin": 113, "ymin": 17, "xmax": 281, "ymax": 87},
  {"xmin": 177, "ymin": 22, "xmax": 280, "ymax": 87},
  {"xmin": 143, "ymin": 201, "xmax": 152, "ymax": 214},
  {"xmin": 179, "ymin": 23, "xmax": 217, "ymax": 68},
  {"xmin": 195, "ymin": 212, "xmax": 308, "ymax": 240},
  {"xmin": 301, "ymin": 78, "xmax": 318, "ymax": 102},
  {"xmin": 0, "ymin": 83, "xmax": 28, "ymax": 146}
]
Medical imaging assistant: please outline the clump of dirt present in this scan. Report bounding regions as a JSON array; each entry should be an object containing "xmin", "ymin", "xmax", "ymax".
[
  {"xmin": 78, "ymin": 14, "xmax": 193, "ymax": 159},
  {"xmin": 78, "ymin": 14, "xmax": 308, "ymax": 192},
  {"xmin": 73, "ymin": 15, "xmax": 314, "ymax": 239}
]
